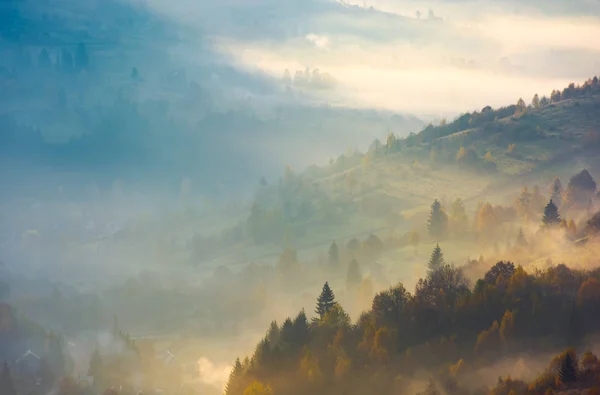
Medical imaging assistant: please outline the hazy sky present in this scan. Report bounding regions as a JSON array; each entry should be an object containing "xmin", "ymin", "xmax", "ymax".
[{"xmin": 140, "ymin": 0, "xmax": 600, "ymax": 118}]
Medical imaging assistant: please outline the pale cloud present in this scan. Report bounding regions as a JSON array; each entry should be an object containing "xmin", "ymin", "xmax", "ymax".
[
  {"xmin": 305, "ymin": 33, "xmax": 331, "ymax": 49},
  {"xmin": 138, "ymin": 0, "xmax": 600, "ymax": 116}
]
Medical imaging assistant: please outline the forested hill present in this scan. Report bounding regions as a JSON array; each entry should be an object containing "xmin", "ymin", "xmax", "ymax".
[
  {"xmin": 219, "ymin": 76, "xmax": 600, "ymax": 395},
  {"xmin": 370, "ymin": 75, "xmax": 600, "ymax": 180}
]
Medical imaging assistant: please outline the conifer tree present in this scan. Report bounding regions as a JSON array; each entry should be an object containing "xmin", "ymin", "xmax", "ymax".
[
  {"xmin": 280, "ymin": 318, "xmax": 294, "ymax": 345},
  {"xmin": 292, "ymin": 309, "xmax": 310, "ymax": 346},
  {"xmin": 225, "ymin": 358, "xmax": 243, "ymax": 395},
  {"xmin": 427, "ymin": 244, "xmax": 446, "ymax": 275},
  {"xmin": 558, "ymin": 351, "xmax": 577, "ymax": 384},
  {"xmin": 428, "ymin": 199, "xmax": 448, "ymax": 240},
  {"xmin": 346, "ymin": 258, "xmax": 362, "ymax": 289},
  {"xmin": 0, "ymin": 363, "xmax": 16, "ymax": 395},
  {"xmin": 543, "ymin": 199, "xmax": 561, "ymax": 226},
  {"xmin": 328, "ymin": 241, "xmax": 339, "ymax": 267},
  {"xmin": 266, "ymin": 321, "xmax": 280, "ymax": 346},
  {"xmin": 315, "ymin": 282, "xmax": 336, "ymax": 319}
]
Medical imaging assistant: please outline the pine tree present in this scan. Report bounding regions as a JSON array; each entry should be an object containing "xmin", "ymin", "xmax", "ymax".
[
  {"xmin": 292, "ymin": 309, "xmax": 310, "ymax": 345},
  {"xmin": 427, "ymin": 244, "xmax": 446, "ymax": 275},
  {"xmin": 346, "ymin": 258, "xmax": 362, "ymax": 289},
  {"xmin": 558, "ymin": 351, "xmax": 577, "ymax": 384},
  {"xmin": 225, "ymin": 358, "xmax": 243, "ymax": 395},
  {"xmin": 266, "ymin": 321, "xmax": 280, "ymax": 347},
  {"xmin": 280, "ymin": 318, "xmax": 294, "ymax": 345},
  {"xmin": 328, "ymin": 241, "xmax": 339, "ymax": 267},
  {"xmin": 427, "ymin": 199, "xmax": 448, "ymax": 240},
  {"xmin": 0, "ymin": 363, "xmax": 16, "ymax": 395},
  {"xmin": 543, "ymin": 199, "xmax": 561, "ymax": 226},
  {"xmin": 315, "ymin": 282, "xmax": 336, "ymax": 319}
]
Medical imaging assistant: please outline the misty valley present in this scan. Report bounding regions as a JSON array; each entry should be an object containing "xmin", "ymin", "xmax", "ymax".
[{"xmin": 3, "ymin": 1, "xmax": 600, "ymax": 395}]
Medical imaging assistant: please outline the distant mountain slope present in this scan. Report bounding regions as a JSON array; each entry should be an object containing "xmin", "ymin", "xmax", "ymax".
[{"xmin": 0, "ymin": 0, "xmax": 425, "ymax": 200}]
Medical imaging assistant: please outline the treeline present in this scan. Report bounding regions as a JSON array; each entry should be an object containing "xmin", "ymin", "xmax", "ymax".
[
  {"xmin": 416, "ymin": 75, "xmax": 600, "ymax": 143},
  {"xmin": 224, "ymin": 244, "xmax": 600, "ymax": 395},
  {"xmin": 420, "ymin": 168, "xmax": 599, "ymax": 249}
]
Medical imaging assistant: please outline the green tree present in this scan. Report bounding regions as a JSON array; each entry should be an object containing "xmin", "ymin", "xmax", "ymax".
[
  {"xmin": 225, "ymin": 358, "xmax": 244, "ymax": 395},
  {"xmin": 427, "ymin": 199, "xmax": 448, "ymax": 240},
  {"xmin": 427, "ymin": 244, "xmax": 446, "ymax": 275},
  {"xmin": 292, "ymin": 309, "xmax": 310, "ymax": 346},
  {"xmin": 328, "ymin": 241, "xmax": 340, "ymax": 267},
  {"xmin": 346, "ymin": 258, "xmax": 362, "ymax": 289},
  {"xmin": 542, "ymin": 199, "xmax": 561, "ymax": 226},
  {"xmin": 315, "ymin": 282, "xmax": 336, "ymax": 319},
  {"xmin": 0, "ymin": 363, "xmax": 16, "ymax": 395},
  {"xmin": 372, "ymin": 284, "xmax": 410, "ymax": 327},
  {"xmin": 266, "ymin": 321, "xmax": 280, "ymax": 346}
]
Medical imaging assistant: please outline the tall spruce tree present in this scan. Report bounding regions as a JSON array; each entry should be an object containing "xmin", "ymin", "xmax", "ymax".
[
  {"xmin": 0, "ymin": 363, "xmax": 16, "ymax": 395},
  {"xmin": 328, "ymin": 241, "xmax": 339, "ymax": 267},
  {"xmin": 292, "ymin": 309, "xmax": 310, "ymax": 345},
  {"xmin": 427, "ymin": 199, "xmax": 448, "ymax": 240},
  {"xmin": 427, "ymin": 244, "xmax": 446, "ymax": 275},
  {"xmin": 315, "ymin": 282, "xmax": 336, "ymax": 319},
  {"xmin": 558, "ymin": 351, "xmax": 577, "ymax": 384},
  {"xmin": 225, "ymin": 358, "xmax": 243, "ymax": 395},
  {"xmin": 542, "ymin": 199, "xmax": 561, "ymax": 226}
]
